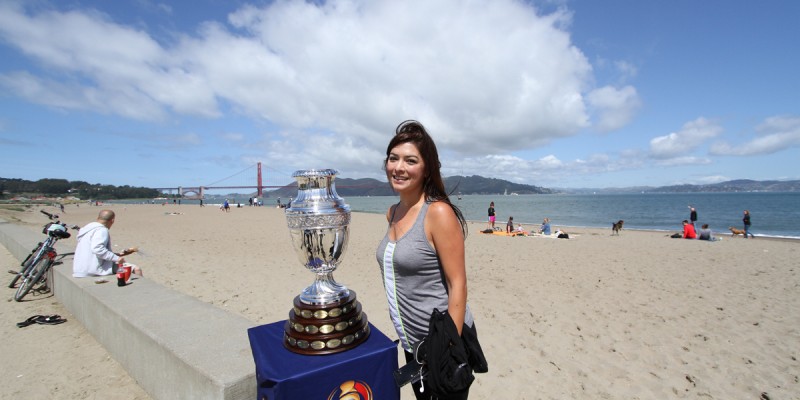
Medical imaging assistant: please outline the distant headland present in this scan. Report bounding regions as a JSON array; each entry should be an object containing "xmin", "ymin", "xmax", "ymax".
[{"xmin": 2, "ymin": 176, "xmax": 797, "ymax": 201}]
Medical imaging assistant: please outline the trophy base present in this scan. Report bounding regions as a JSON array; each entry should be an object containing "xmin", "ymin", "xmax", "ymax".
[{"xmin": 283, "ymin": 290, "xmax": 370, "ymax": 355}]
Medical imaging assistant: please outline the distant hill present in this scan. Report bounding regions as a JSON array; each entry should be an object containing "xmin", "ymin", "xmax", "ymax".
[
  {"xmin": 265, "ymin": 178, "xmax": 391, "ymax": 198},
  {"xmin": 1, "ymin": 177, "xmax": 160, "ymax": 200},
  {"xmin": 257, "ymin": 177, "xmax": 800, "ymax": 198},
  {"xmin": 443, "ymin": 175, "xmax": 554, "ymax": 195},
  {"xmin": 265, "ymin": 175, "xmax": 554, "ymax": 198},
  {"xmin": 559, "ymin": 179, "xmax": 800, "ymax": 194}
]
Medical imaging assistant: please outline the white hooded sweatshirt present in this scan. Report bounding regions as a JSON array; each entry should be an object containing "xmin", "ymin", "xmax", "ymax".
[{"xmin": 72, "ymin": 222, "xmax": 120, "ymax": 277}]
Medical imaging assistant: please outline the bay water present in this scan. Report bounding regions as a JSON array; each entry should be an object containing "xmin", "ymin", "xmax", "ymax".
[
  {"xmin": 125, "ymin": 192, "xmax": 800, "ymax": 239},
  {"xmin": 344, "ymin": 192, "xmax": 800, "ymax": 239}
]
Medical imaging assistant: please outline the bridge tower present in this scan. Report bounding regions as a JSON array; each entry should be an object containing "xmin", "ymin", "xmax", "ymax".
[{"xmin": 257, "ymin": 162, "xmax": 264, "ymax": 196}]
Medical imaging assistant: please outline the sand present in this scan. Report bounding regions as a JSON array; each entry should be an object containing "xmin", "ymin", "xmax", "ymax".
[
  {"xmin": 1, "ymin": 203, "xmax": 798, "ymax": 399},
  {"xmin": 0, "ymin": 243, "xmax": 150, "ymax": 399}
]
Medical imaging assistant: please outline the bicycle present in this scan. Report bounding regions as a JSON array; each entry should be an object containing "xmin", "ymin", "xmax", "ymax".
[
  {"xmin": 8, "ymin": 210, "xmax": 74, "ymax": 301},
  {"xmin": 8, "ymin": 210, "xmax": 64, "ymax": 288},
  {"xmin": 8, "ymin": 210, "xmax": 61, "ymax": 288}
]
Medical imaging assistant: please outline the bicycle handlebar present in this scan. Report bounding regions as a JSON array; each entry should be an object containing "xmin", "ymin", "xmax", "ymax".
[{"xmin": 40, "ymin": 210, "xmax": 58, "ymax": 220}]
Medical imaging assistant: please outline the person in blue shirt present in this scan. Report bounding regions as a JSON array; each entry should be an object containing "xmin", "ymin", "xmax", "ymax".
[{"xmin": 539, "ymin": 218, "xmax": 551, "ymax": 235}]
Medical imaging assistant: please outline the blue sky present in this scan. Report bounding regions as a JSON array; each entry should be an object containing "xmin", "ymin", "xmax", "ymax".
[{"xmin": 1, "ymin": 0, "xmax": 798, "ymax": 193}]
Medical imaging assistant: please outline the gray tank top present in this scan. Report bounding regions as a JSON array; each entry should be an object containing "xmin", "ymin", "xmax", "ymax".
[{"xmin": 376, "ymin": 201, "xmax": 473, "ymax": 352}]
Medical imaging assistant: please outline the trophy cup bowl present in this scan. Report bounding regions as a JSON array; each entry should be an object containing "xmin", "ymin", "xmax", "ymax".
[{"xmin": 283, "ymin": 169, "xmax": 369, "ymax": 355}]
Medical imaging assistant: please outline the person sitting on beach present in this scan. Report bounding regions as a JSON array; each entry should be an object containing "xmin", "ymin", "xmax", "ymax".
[
  {"xmin": 506, "ymin": 216, "xmax": 514, "ymax": 234},
  {"xmin": 697, "ymin": 224, "xmax": 716, "ymax": 241},
  {"xmin": 539, "ymin": 218, "xmax": 552, "ymax": 235},
  {"xmin": 73, "ymin": 210, "xmax": 142, "ymax": 278},
  {"xmin": 682, "ymin": 220, "xmax": 697, "ymax": 239}
]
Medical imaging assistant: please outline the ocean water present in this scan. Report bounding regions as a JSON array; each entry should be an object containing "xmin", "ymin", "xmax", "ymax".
[
  {"xmin": 342, "ymin": 192, "xmax": 800, "ymax": 239},
  {"xmin": 123, "ymin": 192, "xmax": 800, "ymax": 239}
]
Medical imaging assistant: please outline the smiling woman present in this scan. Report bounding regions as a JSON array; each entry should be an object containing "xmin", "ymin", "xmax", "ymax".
[{"xmin": 376, "ymin": 120, "xmax": 485, "ymax": 399}]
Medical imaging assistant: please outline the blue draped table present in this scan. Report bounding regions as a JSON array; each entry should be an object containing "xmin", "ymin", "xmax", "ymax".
[{"xmin": 248, "ymin": 321, "xmax": 399, "ymax": 400}]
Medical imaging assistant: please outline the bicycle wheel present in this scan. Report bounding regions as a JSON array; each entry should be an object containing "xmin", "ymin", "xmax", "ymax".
[
  {"xmin": 8, "ymin": 242, "xmax": 44, "ymax": 288},
  {"xmin": 14, "ymin": 257, "xmax": 51, "ymax": 302}
]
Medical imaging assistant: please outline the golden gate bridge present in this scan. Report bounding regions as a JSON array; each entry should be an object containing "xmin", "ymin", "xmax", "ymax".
[{"xmin": 152, "ymin": 162, "xmax": 290, "ymax": 200}]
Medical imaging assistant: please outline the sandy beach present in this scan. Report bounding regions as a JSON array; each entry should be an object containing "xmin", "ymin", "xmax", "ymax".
[
  {"xmin": 0, "ymin": 240, "xmax": 150, "ymax": 399},
  {"xmin": 2, "ymin": 203, "xmax": 798, "ymax": 399}
]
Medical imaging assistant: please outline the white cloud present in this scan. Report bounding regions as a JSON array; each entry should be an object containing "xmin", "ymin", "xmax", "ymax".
[
  {"xmin": 614, "ymin": 60, "xmax": 638, "ymax": 80},
  {"xmin": 653, "ymin": 156, "xmax": 712, "ymax": 167},
  {"xmin": 694, "ymin": 175, "xmax": 729, "ymax": 184},
  {"xmin": 710, "ymin": 115, "xmax": 800, "ymax": 156},
  {"xmin": 535, "ymin": 154, "xmax": 565, "ymax": 169},
  {"xmin": 442, "ymin": 150, "xmax": 647, "ymax": 187},
  {"xmin": 649, "ymin": 117, "xmax": 722, "ymax": 160},
  {"xmin": 0, "ymin": 0, "xmax": 639, "ymax": 160},
  {"xmin": 587, "ymin": 85, "xmax": 641, "ymax": 132},
  {"xmin": 260, "ymin": 131, "xmax": 386, "ymax": 180},
  {"xmin": 0, "ymin": 3, "xmax": 217, "ymax": 121}
]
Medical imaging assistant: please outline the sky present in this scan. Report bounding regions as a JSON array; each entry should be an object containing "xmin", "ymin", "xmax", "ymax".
[{"xmin": 1, "ymin": 0, "xmax": 799, "ymax": 193}]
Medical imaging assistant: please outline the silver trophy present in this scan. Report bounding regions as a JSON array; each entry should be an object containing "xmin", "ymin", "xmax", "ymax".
[{"xmin": 283, "ymin": 169, "xmax": 369, "ymax": 354}]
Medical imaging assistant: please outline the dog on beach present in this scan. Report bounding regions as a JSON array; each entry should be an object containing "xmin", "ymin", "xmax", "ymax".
[
  {"xmin": 612, "ymin": 220, "xmax": 624, "ymax": 235},
  {"xmin": 729, "ymin": 226, "xmax": 745, "ymax": 237}
]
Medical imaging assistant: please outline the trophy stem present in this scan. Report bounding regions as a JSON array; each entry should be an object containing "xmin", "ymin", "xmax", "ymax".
[{"xmin": 300, "ymin": 272, "xmax": 350, "ymax": 305}]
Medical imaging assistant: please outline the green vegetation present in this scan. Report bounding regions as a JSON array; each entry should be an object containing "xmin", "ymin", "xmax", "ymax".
[
  {"xmin": 0, "ymin": 177, "xmax": 161, "ymax": 201},
  {"xmin": 0, "ymin": 205, "xmax": 31, "ymax": 212}
]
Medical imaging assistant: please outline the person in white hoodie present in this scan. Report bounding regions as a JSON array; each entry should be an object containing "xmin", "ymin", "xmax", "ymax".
[{"xmin": 73, "ymin": 210, "xmax": 140, "ymax": 277}]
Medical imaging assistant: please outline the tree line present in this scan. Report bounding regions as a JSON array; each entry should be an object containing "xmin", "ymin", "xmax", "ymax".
[{"xmin": 0, "ymin": 178, "xmax": 161, "ymax": 200}]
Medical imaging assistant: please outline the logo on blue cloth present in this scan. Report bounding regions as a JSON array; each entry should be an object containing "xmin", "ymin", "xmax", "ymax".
[{"xmin": 327, "ymin": 380, "xmax": 373, "ymax": 400}]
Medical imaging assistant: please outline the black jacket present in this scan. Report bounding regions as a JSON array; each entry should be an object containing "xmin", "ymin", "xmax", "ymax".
[{"xmin": 419, "ymin": 309, "xmax": 488, "ymax": 397}]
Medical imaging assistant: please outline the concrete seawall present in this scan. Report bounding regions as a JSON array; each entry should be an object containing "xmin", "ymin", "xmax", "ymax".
[{"xmin": 0, "ymin": 218, "xmax": 256, "ymax": 400}]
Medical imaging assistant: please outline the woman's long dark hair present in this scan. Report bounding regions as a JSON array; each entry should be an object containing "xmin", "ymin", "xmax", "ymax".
[{"xmin": 384, "ymin": 120, "xmax": 467, "ymax": 237}]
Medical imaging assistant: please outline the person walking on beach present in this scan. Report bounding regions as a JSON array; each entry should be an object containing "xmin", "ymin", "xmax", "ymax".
[
  {"xmin": 487, "ymin": 201, "xmax": 496, "ymax": 230},
  {"xmin": 73, "ymin": 210, "xmax": 141, "ymax": 278},
  {"xmin": 689, "ymin": 206, "xmax": 698, "ymax": 228},
  {"xmin": 743, "ymin": 210, "xmax": 754, "ymax": 238},
  {"xmin": 376, "ymin": 120, "xmax": 485, "ymax": 399}
]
